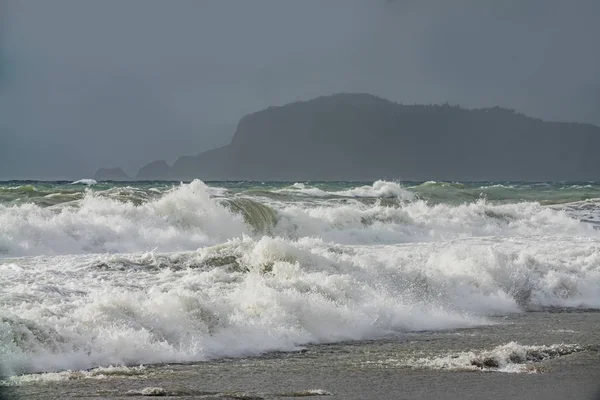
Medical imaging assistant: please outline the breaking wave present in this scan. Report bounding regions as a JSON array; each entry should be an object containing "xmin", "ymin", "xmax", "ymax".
[
  {"xmin": 0, "ymin": 179, "xmax": 599, "ymax": 377},
  {"xmin": 221, "ymin": 197, "xmax": 278, "ymax": 234},
  {"xmin": 1, "ymin": 233, "xmax": 599, "ymax": 376},
  {"xmin": 71, "ymin": 179, "xmax": 97, "ymax": 186},
  {"xmin": 275, "ymin": 180, "xmax": 414, "ymax": 199},
  {"xmin": 0, "ymin": 181, "xmax": 249, "ymax": 256},
  {"xmin": 1, "ymin": 180, "xmax": 597, "ymax": 256}
]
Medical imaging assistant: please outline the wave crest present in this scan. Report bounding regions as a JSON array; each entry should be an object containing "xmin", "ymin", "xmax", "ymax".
[
  {"xmin": 2, "ymin": 233, "xmax": 599, "ymax": 375},
  {"xmin": 0, "ymin": 180, "xmax": 248, "ymax": 256}
]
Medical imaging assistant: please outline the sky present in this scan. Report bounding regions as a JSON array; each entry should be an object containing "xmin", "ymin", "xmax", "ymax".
[{"xmin": 1, "ymin": 0, "xmax": 599, "ymax": 179}]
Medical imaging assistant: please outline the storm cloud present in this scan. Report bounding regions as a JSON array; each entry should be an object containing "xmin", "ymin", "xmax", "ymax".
[{"xmin": 1, "ymin": 0, "xmax": 599, "ymax": 179}]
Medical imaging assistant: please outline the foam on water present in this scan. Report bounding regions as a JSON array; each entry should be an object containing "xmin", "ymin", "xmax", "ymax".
[
  {"xmin": 336, "ymin": 180, "xmax": 415, "ymax": 199},
  {"xmin": 1, "ymin": 234, "xmax": 599, "ymax": 376},
  {"xmin": 398, "ymin": 342, "xmax": 586, "ymax": 373},
  {"xmin": 1, "ymin": 365, "xmax": 147, "ymax": 385},
  {"xmin": 0, "ymin": 180, "xmax": 599, "ymax": 377},
  {"xmin": 275, "ymin": 183, "xmax": 332, "ymax": 197},
  {"xmin": 4, "ymin": 179, "xmax": 596, "ymax": 256},
  {"xmin": 0, "ymin": 180, "xmax": 248, "ymax": 256},
  {"xmin": 276, "ymin": 180, "xmax": 414, "ymax": 200},
  {"xmin": 71, "ymin": 179, "xmax": 97, "ymax": 186},
  {"xmin": 273, "ymin": 198, "xmax": 596, "ymax": 244}
]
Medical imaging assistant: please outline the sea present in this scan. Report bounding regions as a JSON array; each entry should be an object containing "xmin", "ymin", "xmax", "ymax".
[{"xmin": 0, "ymin": 180, "xmax": 599, "ymax": 399}]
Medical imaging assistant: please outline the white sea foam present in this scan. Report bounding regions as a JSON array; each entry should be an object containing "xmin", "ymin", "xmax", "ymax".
[
  {"xmin": 0, "ymin": 180, "xmax": 599, "ymax": 377},
  {"xmin": 398, "ymin": 342, "xmax": 585, "ymax": 373},
  {"xmin": 273, "ymin": 198, "xmax": 596, "ymax": 244},
  {"xmin": 290, "ymin": 389, "xmax": 332, "ymax": 396},
  {"xmin": 0, "ymin": 180, "xmax": 248, "ymax": 256},
  {"xmin": 1, "ymin": 365, "xmax": 147, "ymax": 385},
  {"xmin": 1, "ymin": 233, "xmax": 599, "ymax": 376},
  {"xmin": 1, "ymin": 180, "xmax": 597, "ymax": 256},
  {"xmin": 71, "ymin": 179, "xmax": 97, "ymax": 185},
  {"xmin": 137, "ymin": 387, "xmax": 168, "ymax": 396},
  {"xmin": 275, "ymin": 183, "xmax": 332, "ymax": 197},
  {"xmin": 336, "ymin": 180, "xmax": 415, "ymax": 199},
  {"xmin": 276, "ymin": 180, "xmax": 414, "ymax": 199}
]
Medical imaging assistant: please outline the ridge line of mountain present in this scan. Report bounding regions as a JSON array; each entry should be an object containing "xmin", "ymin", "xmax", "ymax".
[{"xmin": 94, "ymin": 93, "xmax": 600, "ymax": 182}]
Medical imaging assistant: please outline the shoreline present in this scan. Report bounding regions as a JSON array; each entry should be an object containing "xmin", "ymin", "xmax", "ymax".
[{"xmin": 4, "ymin": 311, "xmax": 599, "ymax": 399}]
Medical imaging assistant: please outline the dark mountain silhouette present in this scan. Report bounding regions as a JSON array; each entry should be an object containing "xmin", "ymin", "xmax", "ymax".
[
  {"xmin": 137, "ymin": 160, "xmax": 170, "ymax": 180},
  {"xmin": 93, "ymin": 167, "xmax": 130, "ymax": 181},
  {"xmin": 135, "ymin": 93, "xmax": 600, "ymax": 181}
]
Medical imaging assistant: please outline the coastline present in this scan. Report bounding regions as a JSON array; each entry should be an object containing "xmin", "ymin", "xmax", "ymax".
[{"xmin": 4, "ymin": 311, "xmax": 599, "ymax": 399}]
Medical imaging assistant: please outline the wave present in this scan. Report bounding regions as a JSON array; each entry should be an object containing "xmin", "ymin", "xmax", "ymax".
[
  {"xmin": 1, "ymin": 180, "xmax": 599, "ymax": 376},
  {"xmin": 274, "ymin": 183, "xmax": 332, "ymax": 197},
  {"xmin": 377, "ymin": 342, "xmax": 588, "ymax": 373},
  {"xmin": 71, "ymin": 179, "xmax": 97, "ymax": 186},
  {"xmin": 405, "ymin": 181, "xmax": 600, "ymax": 205},
  {"xmin": 272, "ymin": 198, "xmax": 596, "ymax": 245},
  {"xmin": 0, "ymin": 180, "xmax": 598, "ymax": 256},
  {"xmin": 410, "ymin": 181, "xmax": 466, "ymax": 189},
  {"xmin": 275, "ymin": 180, "xmax": 414, "ymax": 199},
  {"xmin": 1, "ymin": 365, "xmax": 147, "ymax": 385},
  {"xmin": 221, "ymin": 197, "xmax": 278, "ymax": 234},
  {"xmin": 1, "ymin": 233, "xmax": 599, "ymax": 376},
  {"xmin": 0, "ymin": 180, "xmax": 249, "ymax": 256},
  {"xmin": 337, "ymin": 180, "xmax": 415, "ymax": 199}
]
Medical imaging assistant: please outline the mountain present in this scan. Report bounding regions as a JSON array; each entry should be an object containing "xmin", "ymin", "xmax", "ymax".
[
  {"xmin": 135, "ymin": 93, "xmax": 600, "ymax": 181},
  {"xmin": 93, "ymin": 167, "xmax": 130, "ymax": 181},
  {"xmin": 137, "ymin": 160, "xmax": 170, "ymax": 181}
]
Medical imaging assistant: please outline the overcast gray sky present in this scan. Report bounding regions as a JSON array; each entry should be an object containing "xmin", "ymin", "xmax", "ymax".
[{"xmin": 1, "ymin": 0, "xmax": 599, "ymax": 179}]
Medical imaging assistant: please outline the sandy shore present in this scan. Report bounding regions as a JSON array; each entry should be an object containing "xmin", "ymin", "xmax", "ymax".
[{"xmin": 3, "ymin": 311, "xmax": 600, "ymax": 399}]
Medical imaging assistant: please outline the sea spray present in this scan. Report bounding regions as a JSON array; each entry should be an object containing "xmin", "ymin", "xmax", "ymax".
[
  {"xmin": 1, "ymin": 179, "xmax": 599, "ymax": 377},
  {"xmin": 0, "ymin": 180, "xmax": 248, "ymax": 256},
  {"xmin": 1, "ymin": 234, "xmax": 599, "ymax": 376}
]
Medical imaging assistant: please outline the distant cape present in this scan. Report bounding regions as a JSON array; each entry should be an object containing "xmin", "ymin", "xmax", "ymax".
[
  {"xmin": 137, "ymin": 160, "xmax": 170, "ymax": 180},
  {"xmin": 113, "ymin": 93, "xmax": 600, "ymax": 181}
]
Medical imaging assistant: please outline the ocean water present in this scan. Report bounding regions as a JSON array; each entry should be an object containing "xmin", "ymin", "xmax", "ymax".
[{"xmin": 0, "ymin": 180, "xmax": 599, "ymax": 397}]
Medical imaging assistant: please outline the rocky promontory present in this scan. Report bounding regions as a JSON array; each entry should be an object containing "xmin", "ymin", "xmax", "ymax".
[
  {"xmin": 134, "ymin": 93, "xmax": 600, "ymax": 181},
  {"xmin": 136, "ymin": 160, "xmax": 170, "ymax": 180}
]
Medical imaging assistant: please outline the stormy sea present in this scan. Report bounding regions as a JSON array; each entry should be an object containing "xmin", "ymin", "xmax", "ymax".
[{"xmin": 1, "ymin": 180, "xmax": 599, "ymax": 399}]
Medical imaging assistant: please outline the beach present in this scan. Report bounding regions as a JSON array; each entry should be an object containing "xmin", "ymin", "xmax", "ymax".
[{"xmin": 4, "ymin": 311, "xmax": 599, "ymax": 399}]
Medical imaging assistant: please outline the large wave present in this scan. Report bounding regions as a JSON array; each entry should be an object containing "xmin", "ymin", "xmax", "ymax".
[
  {"xmin": 1, "ymin": 235, "xmax": 599, "ymax": 376},
  {"xmin": 1, "ymin": 180, "xmax": 599, "ymax": 376},
  {"xmin": 0, "ymin": 180, "xmax": 597, "ymax": 256},
  {"xmin": 0, "ymin": 181, "xmax": 249, "ymax": 256}
]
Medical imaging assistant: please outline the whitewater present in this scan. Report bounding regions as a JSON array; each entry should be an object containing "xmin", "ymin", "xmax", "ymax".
[{"xmin": 1, "ymin": 180, "xmax": 599, "ymax": 380}]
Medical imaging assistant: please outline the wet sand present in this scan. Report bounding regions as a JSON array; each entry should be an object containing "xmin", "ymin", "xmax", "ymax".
[{"xmin": 3, "ymin": 311, "xmax": 600, "ymax": 399}]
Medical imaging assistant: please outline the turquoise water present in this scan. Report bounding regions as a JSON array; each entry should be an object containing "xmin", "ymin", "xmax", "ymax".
[{"xmin": 2, "ymin": 180, "xmax": 600, "ymax": 207}]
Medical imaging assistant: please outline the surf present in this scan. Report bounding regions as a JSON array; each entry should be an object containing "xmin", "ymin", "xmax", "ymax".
[{"xmin": 1, "ymin": 179, "xmax": 599, "ymax": 377}]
